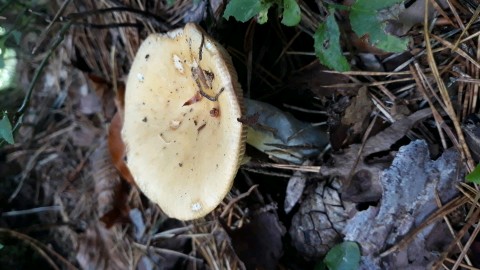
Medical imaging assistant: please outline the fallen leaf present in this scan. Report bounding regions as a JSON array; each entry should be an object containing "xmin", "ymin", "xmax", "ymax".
[
  {"xmin": 341, "ymin": 86, "xmax": 373, "ymax": 137},
  {"xmin": 87, "ymin": 74, "xmax": 118, "ymax": 121},
  {"xmin": 108, "ymin": 112, "xmax": 135, "ymax": 185},
  {"xmin": 245, "ymin": 98, "xmax": 329, "ymax": 164},
  {"xmin": 392, "ymin": 0, "xmax": 449, "ymax": 36},
  {"xmin": 284, "ymin": 160, "xmax": 312, "ymax": 214},
  {"xmin": 321, "ymin": 108, "xmax": 432, "ymax": 203},
  {"xmin": 91, "ymin": 139, "xmax": 131, "ymax": 228}
]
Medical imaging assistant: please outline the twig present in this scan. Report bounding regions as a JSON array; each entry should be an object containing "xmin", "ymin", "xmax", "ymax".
[
  {"xmin": 0, "ymin": 228, "xmax": 78, "ymax": 270},
  {"xmin": 13, "ymin": 22, "xmax": 71, "ymax": 129},
  {"xmin": 250, "ymin": 161, "xmax": 320, "ymax": 173},
  {"xmin": 220, "ymin": 185, "xmax": 258, "ymax": 218},
  {"xmin": 8, "ymin": 144, "xmax": 49, "ymax": 202},
  {"xmin": 381, "ymin": 196, "xmax": 469, "ymax": 257},
  {"xmin": 32, "ymin": 0, "xmax": 72, "ymax": 54},
  {"xmin": 434, "ymin": 193, "xmax": 472, "ymax": 267},
  {"xmin": 2, "ymin": 206, "xmax": 61, "ymax": 217},
  {"xmin": 433, "ymin": 205, "xmax": 480, "ymax": 269},
  {"xmin": 451, "ymin": 212, "xmax": 480, "ymax": 270},
  {"xmin": 423, "ymin": 1, "xmax": 474, "ymax": 171},
  {"xmin": 65, "ymin": 7, "xmax": 167, "ymax": 29},
  {"xmin": 133, "ymin": 242, "xmax": 203, "ymax": 264}
]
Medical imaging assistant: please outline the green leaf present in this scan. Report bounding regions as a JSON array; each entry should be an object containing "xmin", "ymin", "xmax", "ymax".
[
  {"xmin": 353, "ymin": 0, "xmax": 403, "ymax": 10},
  {"xmin": 0, "ymin": 114, "xmax": 14, "ymax": 144},
  {"xmin": 281, "ymin": 0, "xmax": 301, "ymax": 26},
  {"xmin": 466, "ymin": 164, "xmax": 480, "ymax": 183},
  {"xmin": 350, "ymin": 0, "xmax": 408, "ymax": 52},
  {"xmin": 224, "ymin": 0, "xmax": 271, "ymax": 23},
  {"xmin": 257, "ymin": 3, "xmax": 273, "ymax": 24},
  {"xmin": 314, "ymin": 10, "xmax": 350, "ymax": 71},
  {"xmin": 324, "ymin": 241, "xmax": 361, "ymax": 270},
  {"xmin": 10, "ymin": 30, "xmax": 21, "ymax": 45}
]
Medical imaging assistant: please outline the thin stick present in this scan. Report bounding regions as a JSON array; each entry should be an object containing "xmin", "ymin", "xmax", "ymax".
[
  {"xmin": 2, "ymin": 206, "xmax": 61, "ymax": 217},
  {"xmin": 423, "ymin": 1, "xmax": 474, "ymax": 171},
  {"xmin": 434, "ymin": 193, "xmax": 472, "ymax": 266},
  {"xmin": 13, "ymin": 22, "xmax": 71, "ymax": 133},
  {"xmin": 381, "ymin": 196, "xmax": 469, "ymax": 257},
  {"xmin": 220, "ymin": 185, "xmax": 258, "ymax": 218},
  {"xmin": 32, "ymin": 0, "xmax": 72, "ymax": 53},
  {"xmin": 0, "ymin": 228, "xmax": 78, "ymax": 270}
]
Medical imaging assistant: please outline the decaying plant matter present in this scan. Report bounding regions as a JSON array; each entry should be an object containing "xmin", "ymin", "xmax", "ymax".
[{"xmin": 2, "ymin": 0, "xmax": 480, "ymax": 269}]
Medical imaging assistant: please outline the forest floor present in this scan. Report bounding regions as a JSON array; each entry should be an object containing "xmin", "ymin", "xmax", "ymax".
[{"xmin": 1, "ymin": 0, "xmax": 480, "ymax": 269}]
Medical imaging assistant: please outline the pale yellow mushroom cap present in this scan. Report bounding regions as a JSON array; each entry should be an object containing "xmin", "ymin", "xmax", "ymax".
[{"xmin": 122, "ymin": 23, "xmax": 246, "ymax": 220}]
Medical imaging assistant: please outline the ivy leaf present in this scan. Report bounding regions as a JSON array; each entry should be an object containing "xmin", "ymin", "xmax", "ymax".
[
  {"xmin": 466, "ymin": 164, "xmax": 480, "ymax": 183},
  {"xmin": 224, "ymin": 0, "xmax": 271, "ymax": 23},
  {"xmin": 350, "ymin": 0, "xmax": 408, "ymax": 52},
  {"xmin": 314, "ymin": 10, "xmax": 350, "ymax": 71},
  {"xmin": 0, "ymin": 115, "xmax": 14, "ymax": 144},
  {"xmin": 324, "ymin": 241, "xmax": 361, "ymax": 270},
  {"xmin": 282, "ymin": 0, "xmax": 301, "ymax": 26}
]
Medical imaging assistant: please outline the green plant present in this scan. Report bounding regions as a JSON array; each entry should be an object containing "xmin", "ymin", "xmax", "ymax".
[
  {"xmin": 349, "ymin": 0, "xmax": 408, "ymax": 52},
  {"xmin": 466, "ymin": 164, "xmax": 480, "ymax": 183},
  {"xmin": 315, "ymin": 241, "xmax": 361, "ymax": 270},
  {"xmin": 0, "ymin": 0, "xmax": 79, "ymax": 148},
  {"xmin": 0, "ymin": 23, "xmax": 18, "ymax": 145},
  {"xmin": 0, "ymin": 112, "xmax": 14, "ymax": 144},
  {"xmin": 314, "ymin": 9, "xmax": 349, "ymax": 71},
  {"xmin": 223, "ymin": 0, "xmax": 300, "ymax": 26},
  {"xmin": 223, "ymin": 0, "xmax": 409, "ymax": 71}
]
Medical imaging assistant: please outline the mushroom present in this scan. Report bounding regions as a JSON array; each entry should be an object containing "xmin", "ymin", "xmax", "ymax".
[{"xmin": 122, "ymin": 23, "xmax": 246, "ymax": 220}]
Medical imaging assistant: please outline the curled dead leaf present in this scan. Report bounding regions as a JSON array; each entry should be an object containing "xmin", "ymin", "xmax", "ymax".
[{"xmin": 108, "ymin": 111, "xmax": 135, "ymax": 185}]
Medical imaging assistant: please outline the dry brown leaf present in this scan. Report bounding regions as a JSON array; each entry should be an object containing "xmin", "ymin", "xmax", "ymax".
[
  {"xmin": 90, "ymin": 138, "xmax": 130, "ymax": 224},
  {"xmin": 107, "ymin": 112, "xmax": 135, "ymax": 186},
  {"xmin": 87, "ymin": 74, "xmax": 118, "ymax": 121},
  {"xmin": 341, "ymin": 86, "xmax": 373, "ymax": 137},
  {"xmin": 321, "ymin": 108, "xmax": 432, "ymax": 203}
]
